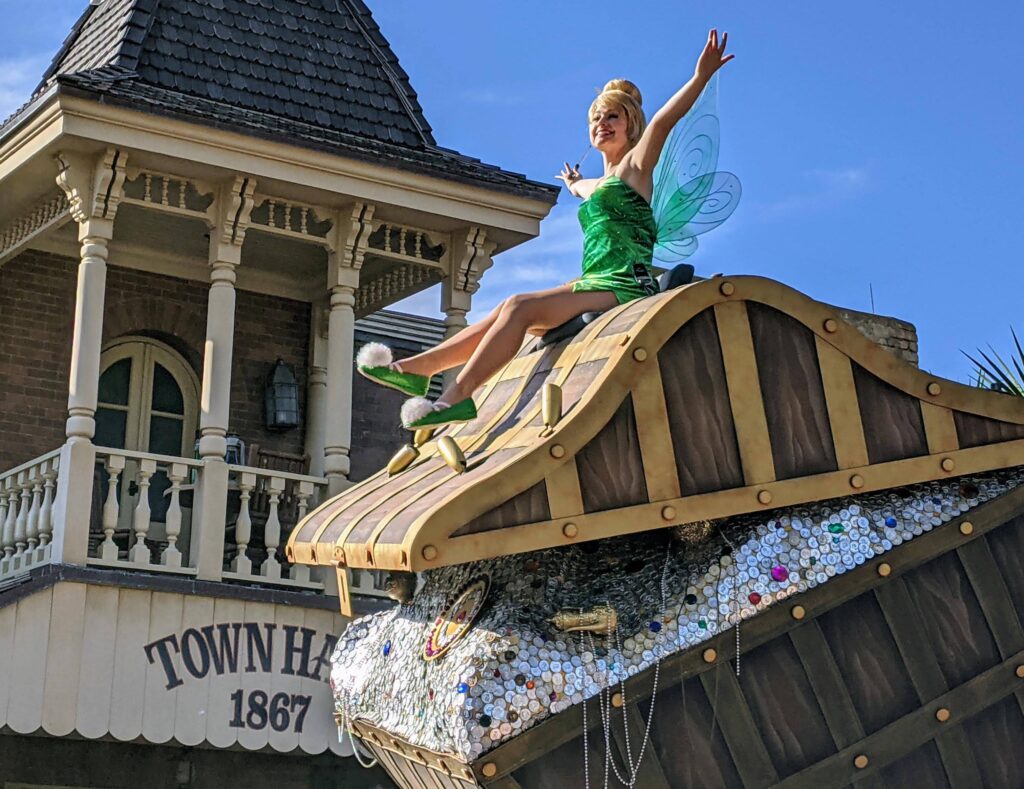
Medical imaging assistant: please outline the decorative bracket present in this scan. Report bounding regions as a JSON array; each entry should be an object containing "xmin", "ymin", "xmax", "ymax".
[
  {"xmin": 54, "ymin": 147, "xmax": 128, "ymax": 227},
  {"xmin": 327, "ymin": 201, "xmax": 376, "ymax": 291},
  {"xmin": 207, "ymin": 175, "xmax": 257, "ymax": 264},
  {"xmin": 443, "ymin": 226, "xmax": 496, "ymax": 314}
]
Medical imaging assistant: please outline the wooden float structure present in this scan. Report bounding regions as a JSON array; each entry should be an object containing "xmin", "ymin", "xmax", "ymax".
[{"xmin": 288, "ymin": 276, "xmax": 1024, "ymax": 787}]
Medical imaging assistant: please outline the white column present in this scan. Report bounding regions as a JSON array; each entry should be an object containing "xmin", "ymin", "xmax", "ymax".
[
  {"xmin": 304, "ymin": 300, "xmax": 329, "ymax": 478},
  {"xmin": 322, "ymin": 203, "xmax": 374, "ymax": 496},
  {"xmin": 191, "ymin": 175, "xmax": 255, "ymax": 580},
  {"xmin": 441, "ymin": 227, "xmax": 495, "ymax": 386},
  {"xmin": 50, "ymin": 148, "xmax": 127, "ymax": 565}
]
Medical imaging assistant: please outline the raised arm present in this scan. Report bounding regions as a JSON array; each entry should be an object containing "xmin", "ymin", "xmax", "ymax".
[{"xmin": 627, "ymin": 29, "xmax": 734, "ymax": 175}]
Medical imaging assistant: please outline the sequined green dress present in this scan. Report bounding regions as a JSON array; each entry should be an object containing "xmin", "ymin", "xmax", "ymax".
[{"xmin": 571, "ymin": 176, "xmax": 659, "ymax": 305}]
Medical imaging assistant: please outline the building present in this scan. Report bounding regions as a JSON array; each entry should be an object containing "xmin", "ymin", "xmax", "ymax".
[{"xmin": 0, "ymin": 1, "xmax": 557, "ymax": 785}]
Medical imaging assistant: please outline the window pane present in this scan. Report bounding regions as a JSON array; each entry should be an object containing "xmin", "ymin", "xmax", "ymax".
[
  {"xmin": 149, "ymin": 415, "xmax": 184, "ymax": 456},
  {"xmin": 98, "ymin": 358, "xmax": 131, "ymax": 406},
  {"xmin": 152, "ymin": 363, "xmax": 185, "ymax": 414},
  {"xmin": 95, "ymin": 408, "xmax": 127, "ymax": 449}
]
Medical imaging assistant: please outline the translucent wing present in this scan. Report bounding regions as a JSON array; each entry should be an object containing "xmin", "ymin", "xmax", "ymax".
[{"xmin": 651, "ymin": 74, "xmax": 742, "ymax": 264}]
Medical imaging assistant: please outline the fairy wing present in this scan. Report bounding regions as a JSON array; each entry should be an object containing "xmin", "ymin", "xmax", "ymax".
[{"xmin": 651, "ymin": 73, "xmax": 742, "ymax": 264}]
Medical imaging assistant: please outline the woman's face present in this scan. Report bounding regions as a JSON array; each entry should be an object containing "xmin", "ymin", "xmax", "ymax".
[{"xmin": 590, "ymin": 103, "xmax": 629, "ymax": 153}]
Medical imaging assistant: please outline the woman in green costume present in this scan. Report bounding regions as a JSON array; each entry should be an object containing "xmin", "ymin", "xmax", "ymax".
[{"xmin": 357, "ymin": 29, "xmax": 735, "ymax": 429}]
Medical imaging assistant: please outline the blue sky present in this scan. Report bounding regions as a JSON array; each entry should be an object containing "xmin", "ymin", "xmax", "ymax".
[{"xmin": 2, "ymin": 1, "xmax": 1021, "ymax": 382}]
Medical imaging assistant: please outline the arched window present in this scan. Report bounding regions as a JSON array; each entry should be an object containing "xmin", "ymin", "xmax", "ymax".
[{"xmin": 96, "ymin": 338, "xmax": 200, "ymax": 532}]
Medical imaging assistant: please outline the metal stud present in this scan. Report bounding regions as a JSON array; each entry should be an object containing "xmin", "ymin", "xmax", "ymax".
[
  {"xmin": 757, "ymin": 489, "xmax": 773, "ymax": 505},
  {"xmin": 611, "ymin": 692, "xmax": 623, "ymax": 708},
  {"xmin": 927, "ymin": 381, "xmax": 942, "ymax": 396},
  {"xmin": 633, "ymin": 348, "xmax": 648, "ymax": 362},
  {"xmin": 1016, "ymin": 665, "xmax": 1024, "ymax": 679},
  {"xmin": 791, "ymin": 605, "xmax": 806, "ymax": 620},
  {"xmin": 719, "ymin": 281, "xmax": 735, "ymax": 296},
  {"xmin": 850, "ymin": 474, "xmax": 865, "ymax": 489},
  {"xmin": 661, "ymin": 505, "xmax": 676, "ymax": 521},
  {"xmin": 823, "ymin": 318, "xmax": 838, "ymax": 333},
  {"xmin": 422, "ymin": 545, "xmax": 438, "ymax": 561},
  {"xmin": 854, "ymin": 755, "xmax": 869, "ymax": 769},
  {"xmin": 550, "ymin": 444, "xmax": 566, "ymax": 459},
  {"xmin": 702, "ymin": 648, "xmax": 717, "ymax": 663},
  {"xmin": 562, "ymin": 523, "xmax": 578, "ymax": 538},
  {"xmin": 482, "ymin": 763, "xmax": 498, "ymax": 778},
  {"xmin": 935, "ymin": 708, "xmax": 951, "ymax": 722},
  {"xmin": 877, "ymin": 562, "xmax": 892, "ymax": 577},
  {"xmin": 941, "ymin": 457, "xmax": 955, "ymax": 472},
  {"xmin": 959, "ymin": 521, "xmax": 974, "ymax": 536}
]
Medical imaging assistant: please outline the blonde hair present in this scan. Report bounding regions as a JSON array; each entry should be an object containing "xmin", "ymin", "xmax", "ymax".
[{"xmin": 588, "ymin": 79, "xmax": 646, "ymax": 147}]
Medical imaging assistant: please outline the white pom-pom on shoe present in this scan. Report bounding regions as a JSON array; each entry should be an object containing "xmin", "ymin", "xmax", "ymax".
[
  {"xmin": 356, "ymin": 342, "xmax": 392, "ymax": 369},
  {"xmin": 401, "ymin": 397, "xmax": 436, "ymax": 426}
]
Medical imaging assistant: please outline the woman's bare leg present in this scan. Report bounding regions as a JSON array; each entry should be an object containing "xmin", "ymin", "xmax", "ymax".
[
  {"xmin": 439, "ymin": 285, "xmax": 618, "ymax": 404},
  {"xmin": 396, "ymin": 301, "xmax": 504, "ymax": 378}
]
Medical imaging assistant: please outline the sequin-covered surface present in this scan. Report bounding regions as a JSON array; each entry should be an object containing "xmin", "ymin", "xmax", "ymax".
[{"xmin": 330, "ymin": 470, "xmax": 1023, "ymax": 760}]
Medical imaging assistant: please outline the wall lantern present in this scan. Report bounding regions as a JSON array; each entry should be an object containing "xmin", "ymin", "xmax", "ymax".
[{"xmin": 265, "ymin": 359, "xmax": 300, "ymax": 431}]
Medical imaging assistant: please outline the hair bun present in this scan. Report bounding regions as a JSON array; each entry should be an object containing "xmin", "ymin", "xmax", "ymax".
[{"xmin": 601, "ymin": 79, "xmax": 642, "ymax": 107}]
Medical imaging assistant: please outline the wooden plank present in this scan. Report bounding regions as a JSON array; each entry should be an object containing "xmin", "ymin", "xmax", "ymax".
[
  {"xmin": 577, "ymin": 396, "xmax": 648, "ymax": 513},
  {"xmin": 6, "ymin": 585, "xmax": 53, "ymax": 734},
  {"xmin": 715, "ymin": 300, "xmax": 776, "ymax": 485},
  {"xmin": 631, "ymin": 354, "xmax": 682, "ymax": 502},
  {"xmin": 545, "ymin": 457, "xmax": 584, "ymax": 520},
  {"xmin": 299, "ymin": 607, "xmax": 339, "ymax": 756},
  {"xmin": 75, "ymin": 584, "xmax": 120, "ymax": 739},
  {"xmin": 921, "ymin": 402, "xmax": 959, "ymax": 455},
  {"xmin": 788, "ymin": 622, "xmax": 867, "ymax": 748},
  {"xmin": 0, "ymin": 599, "xmax": 18, "ymax": 726},
  {"xmin": 109, "ymin": 588, "xmax": 152, "ymax": 741},
  {"xmin": 699, "ymin": 663, "xmax": 779, "ymax": 788},
  {"xmin": 815, "ymin": 336, "xmax": 869, "ymax": 470},
  {"xmin": 608, "ymin": 703, "xmax": 672, "ymax": 789},
  {"xmin": 852, "ymin": 363, "xmax": 928, "ymax": 463},
  {"xmin": 205, "ymin": 595, "xmax": 247, "ymax": 749},
  {"xmin": 41, "ymin": 581, "xmax": 88, "ymax": 736},
  {"xmin": 141, "ymin": 590, "xmax": 184, "ymax": 744},
  {"xmin": 874, "ymin": 579, "xmax": 983, "ymax": 787},
  {"xmin": 174, "ymin": 593, "xmax": 216, "ymax": 746},
  {"xmin": 237, "ymin": 599, "xmax": 276, "ymax": 751},
  {"xmin": 773, "ymin": 647, "xmax": 1024, "ymax": 789}
]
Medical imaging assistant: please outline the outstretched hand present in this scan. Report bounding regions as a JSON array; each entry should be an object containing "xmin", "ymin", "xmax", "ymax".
[
  {"xmin": 694, "ymin": 28, "xmax": 734, "ymax": 82},
  {"xmin": 555, "ymin": 161, "xmax": 582, "ymax": 190}
]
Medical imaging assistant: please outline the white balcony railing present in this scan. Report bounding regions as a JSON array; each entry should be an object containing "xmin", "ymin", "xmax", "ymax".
[{"xmin": 0, "ymin": 444, "xmax": 390, "ymax": 599}]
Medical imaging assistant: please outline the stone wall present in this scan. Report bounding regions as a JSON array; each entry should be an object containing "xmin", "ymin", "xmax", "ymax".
[{"xmin": 833, "ymin": 305, "xmax": 919, "ymax": 366}]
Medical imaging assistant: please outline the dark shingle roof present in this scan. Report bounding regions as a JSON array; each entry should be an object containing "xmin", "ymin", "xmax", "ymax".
[{"xmin": 8, "ymin": 0, "xmax": 557, "ymax": 201}]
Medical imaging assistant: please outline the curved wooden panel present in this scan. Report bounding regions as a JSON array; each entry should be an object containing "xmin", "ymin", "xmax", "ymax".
[{"xmin": 288, "ymin": 276, "xmax": 1024, "ymax": 572}]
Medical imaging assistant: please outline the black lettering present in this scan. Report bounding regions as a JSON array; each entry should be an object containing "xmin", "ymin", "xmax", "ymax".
[
  {"xmin": 143, "ymin": 634, "xmax": 183, "ymax": 690},
  {"xmin": 201, "ymin": 623, "xmax": 242, "ymax": 675},
  {"xmin": 308, "ymin": 633, "xmax": 338, "ymax": 682},
  {"xmin": 243, "ymin": 622, "xmax": 275, "ymax": 673},
  {"xmin": 181, "ymin": 628, "xmax": 210, "ymax": 679},
  {"xmin": 281, "ymin": 625, "xmax": 316, "ymax": 677}
]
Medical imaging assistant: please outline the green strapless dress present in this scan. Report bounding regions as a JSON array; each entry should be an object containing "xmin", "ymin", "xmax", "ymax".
[{"xmin": 571, "ymin": 176, "xmax": 658, "ymax": 305}]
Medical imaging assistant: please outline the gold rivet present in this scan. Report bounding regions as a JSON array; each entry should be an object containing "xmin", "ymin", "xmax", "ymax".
[
  {"xmin": 550, "ymin": 444, "xmax": 565, "ymax": 458},
  {"xmin": 927, "ymin": 381, "xmax": 942, "ymax": 396},
  {"xmin": 850, "ymin": 474, "xmax": 865, "ymax": 489},
  {"xmin": 703, "ymin": 648, "xmax": 717, "ymax": 663},
  {"xmin": 422, "ymin": 545, "xmax": 438, "ymax": 561},
  {"xmin": 959, "ymin": 521, "xmax": 974, "ymax": 536},
  {"xmin": 662, "ymin": 505, "xmax": 677, "ymax": 521},
  {"xmin": 1015, "ymin": 665, "xmax": 1024, "ymax": 679},
  {"xmin": 854, "ymin": 754, "xmax": 869, "ymax": 769},
  {"xmin": 563, "ymin": 522, "xmax": 578, "ymax": 538},
  {"xmin": 611, "ymin": 692, "xmax": 623, "ymax": 708},
  {"xmin": 719, "ymin": 281, "xmax": 735, "ymax": 296},
  {"xmin": 941, "ymin": 457, "xmax": 955, "ymax": 472},
  {"xmin": 757, "ymin": 489, "xmax": 772, "ymax": 505},
  {"xmin": 482, "ymin": 763, "xmax": 498, "ymax": 778},
  {"xmin": 633, "ymin": 348, "xmax": 648, "ymax": 362},
  {"xmin": 877, "ymin": 562, "xmax": 892, "ymax": 577},
  {"xmin": 791, "ymin": 605, "xmax": 806, "ymax": 620},
  {"xmin": 823, "ymin": 318, "xmax": 838, "ymax": 333},
  {"xmin": 935, "ymin": 708, "xmax": 951, "ymax": 722}
]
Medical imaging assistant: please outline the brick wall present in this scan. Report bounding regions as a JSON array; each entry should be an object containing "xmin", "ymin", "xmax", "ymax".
[
  {"xmin": 834, "ymin": 306, "xmax": 919, "ymax": 366},
  {"xmin": 0, "ymin": 249, "xmax": 311, "ymax": 470}
]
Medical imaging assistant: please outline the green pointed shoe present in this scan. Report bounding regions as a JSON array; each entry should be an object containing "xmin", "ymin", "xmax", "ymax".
[
  {"xmin": 356, "ymin": 342, "xmax": 429, "ymax": 397},
  {"xmin": 401, "ymin": 397, "xmax": 477, "ymax": 430}
]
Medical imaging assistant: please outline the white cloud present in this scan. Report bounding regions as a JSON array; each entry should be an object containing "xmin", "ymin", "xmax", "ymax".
[
  {"xmin": 0, "ymin": 55, "xmax": 48, "ymax": 120},
  {"xmin": 753, "ymin": 165, "xmax": 870, "ymax": 222}
]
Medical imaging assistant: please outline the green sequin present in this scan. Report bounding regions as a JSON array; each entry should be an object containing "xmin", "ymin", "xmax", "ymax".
[{"xmin": 572, "ymin": 177, "xmax": 657, "ymax": 305}]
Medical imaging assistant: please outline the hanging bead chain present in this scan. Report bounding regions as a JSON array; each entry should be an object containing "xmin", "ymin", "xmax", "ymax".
[
  {"xmin": 721, "ymin": 531, "xmax": 742, "ymax": 677},
  {"xmin": 340, "ymin": 692, "xmax": 379, "ymax": 769}
]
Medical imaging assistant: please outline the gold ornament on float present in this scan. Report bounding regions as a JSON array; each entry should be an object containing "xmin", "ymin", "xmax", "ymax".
[{"xmin": 424, "ymin": 575, "xmax": 490, "ymax": 661}]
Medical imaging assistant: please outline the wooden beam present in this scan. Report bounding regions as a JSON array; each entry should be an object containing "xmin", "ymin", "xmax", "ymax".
[
  {"xmin": 545, "ymin": 457, "xmax": 584, "ymax": 520},
  {"xmin": 773, "ymin": 648, "xmax": 1024, "ymax": 789},
  {"xmin": 921, "ymin": 402, "xmax": 959, "ymax": 455},
  {"xmin": 874, "ymin": 579, "xmax": 983, "ymax": 787},
  {"xmin": 629, "ymin": 353, "xmax": 681, "ymax": 502},
  {"xmin": 715, "ymin": 300, "xmax": 776, "ymax": 486},
  {"xmin": 815, "ymin": 335, "xmax": 869, "ymax": 469},
  {"xmin": 608, "ymin": 703, "xmax": 672, "ymax": 789},
  {"xmin": 699, "ymin": 664, "xmax": 780, "ymax": 788}
]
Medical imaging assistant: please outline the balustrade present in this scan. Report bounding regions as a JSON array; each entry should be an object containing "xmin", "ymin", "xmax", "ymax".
[{"xmin": 0, "ymin": 451, "xmax": 60, "ymax": 580}]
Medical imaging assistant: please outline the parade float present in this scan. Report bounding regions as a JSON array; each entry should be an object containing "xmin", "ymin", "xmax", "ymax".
[{"xmin": 288, "ymin": 274, "xmax": 1024, "ymax": 788}]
